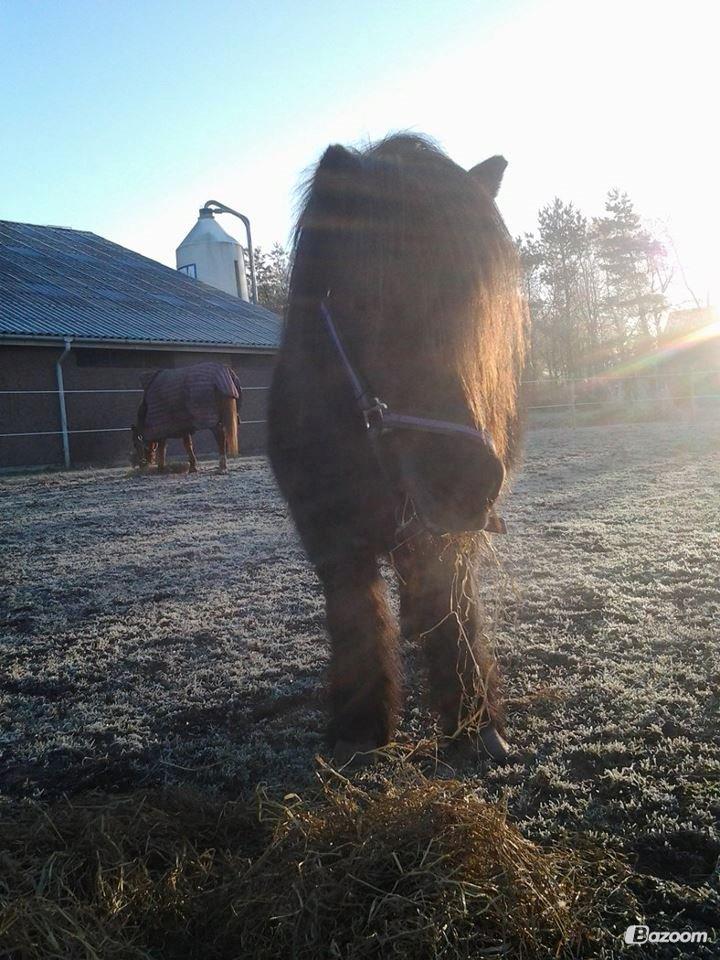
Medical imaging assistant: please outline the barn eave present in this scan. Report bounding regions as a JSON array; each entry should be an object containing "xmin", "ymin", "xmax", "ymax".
[{"xmin": 0, "ymin": 334, "xmax": 276, "ymax": 354}]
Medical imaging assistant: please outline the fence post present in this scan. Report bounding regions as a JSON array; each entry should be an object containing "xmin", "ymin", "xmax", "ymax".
[
  {"xmin": 689, "ymin": 373, "xmax": 697, "ymax": 420},
  {"xmin": 55, "ymin": 339, "xmax": 73, "ymax": 469},
  {"xmin": 653, "ymin": 372, "xmax": 659, "ymax": 420}
]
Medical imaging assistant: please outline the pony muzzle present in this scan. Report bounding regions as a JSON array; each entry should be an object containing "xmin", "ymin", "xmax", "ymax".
[{"xmin": 395, "ymin": 432, "xmax": 505, "ymax": 534}]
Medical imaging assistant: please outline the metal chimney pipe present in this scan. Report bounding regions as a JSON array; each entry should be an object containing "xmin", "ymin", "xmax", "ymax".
[{"xmin": 201, "ymin": 201, "xmax": 258, "ymax": 304}]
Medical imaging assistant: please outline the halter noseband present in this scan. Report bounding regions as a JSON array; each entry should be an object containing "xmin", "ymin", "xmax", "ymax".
[{"xmin": 320, "ymin": 301, "xmax": 507, "ymax": 534}]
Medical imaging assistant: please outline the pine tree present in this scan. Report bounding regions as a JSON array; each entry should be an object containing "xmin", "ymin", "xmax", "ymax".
[
  {"xmin": 593, "ymin": 190, "xmax": 668, "ymax": 355},
  {"xmin": 521, "ymin": 199, "xmax": 596, "ymax": 378}
]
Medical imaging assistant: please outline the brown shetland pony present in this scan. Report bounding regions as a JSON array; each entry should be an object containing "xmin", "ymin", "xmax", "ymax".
[{"xmin": 268, "ymin": 135, "xmax": 526, "ymax": 763}]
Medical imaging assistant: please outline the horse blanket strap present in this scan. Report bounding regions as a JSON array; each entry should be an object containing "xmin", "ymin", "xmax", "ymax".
[
  {"xmin": 141, "ymin": 362, "xmax": 240, "ymax": 441},
  {"xmin": 320, "ymin": 301, "xmax": 507, "ymax": 534}
]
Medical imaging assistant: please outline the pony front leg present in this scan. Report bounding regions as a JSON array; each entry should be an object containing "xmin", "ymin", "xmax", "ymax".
[
  {"xmin": 183, "ymin": 434, "xmax": 198, "ymax": 472},
  {"xmin": 320, "ymin": 554, "xmax": 402, "ymax": 763},
  {"xmin": 395, "ymin": 536, "xmax": 508, "ymax": 761}
]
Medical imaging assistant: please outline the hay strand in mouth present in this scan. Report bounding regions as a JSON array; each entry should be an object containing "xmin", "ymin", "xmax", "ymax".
[{"xmin": 0, "ymin": 771, "xmax": 634, "ymax": 959}]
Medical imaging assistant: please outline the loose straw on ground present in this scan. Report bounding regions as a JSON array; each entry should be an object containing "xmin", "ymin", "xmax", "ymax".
[{"xmin": 0, "ymin": 766, "xmax": 634, "ymax": 959}]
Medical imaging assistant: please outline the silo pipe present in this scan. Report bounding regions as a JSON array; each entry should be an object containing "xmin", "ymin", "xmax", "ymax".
[
  {"xmin": 55, "ymin": 337, "xmax": 73, "ymax": 468},
  {"xmin": 201, "ymin": 201, "xmax": 258, "ymax": 304}
]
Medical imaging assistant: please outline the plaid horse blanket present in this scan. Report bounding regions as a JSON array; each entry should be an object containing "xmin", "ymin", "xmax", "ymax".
[{"xmin": 141, "ymin": 363, "xmax": 241, "ymax": 440}]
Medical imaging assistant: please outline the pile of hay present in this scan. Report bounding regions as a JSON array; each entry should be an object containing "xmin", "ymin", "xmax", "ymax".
[{"xmin": 0, "ymin": 770, "xmax": 633, "ymax": 959}]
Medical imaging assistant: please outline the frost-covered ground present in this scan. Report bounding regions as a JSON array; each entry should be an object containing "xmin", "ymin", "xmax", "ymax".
[{"xmin": 2, "ymin": 420, "xmax": 719, "ymax": 943}]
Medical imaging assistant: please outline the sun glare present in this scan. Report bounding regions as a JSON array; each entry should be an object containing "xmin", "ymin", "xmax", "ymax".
[{"xmin": 594, "ymin": 314, "xmax": 720, "ymax": 383}]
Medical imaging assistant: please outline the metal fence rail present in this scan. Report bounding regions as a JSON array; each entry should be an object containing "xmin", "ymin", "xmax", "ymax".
[
  {"xmin": 1, "ymin": 373, "xmax": 718, "ymax": 466},
  {"xmin": 521, "ymin": 369, "xmax": 720, "ymax": 427},
  {"xmin": 0, "ymin": 387, "xmax": 269, "ymax": 394},
  {"xmin": 0, "ymin": 386, "xmax": 269, "ymax": 438}
]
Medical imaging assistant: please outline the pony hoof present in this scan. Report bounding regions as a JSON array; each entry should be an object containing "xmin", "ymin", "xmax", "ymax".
[
  {"xmin": 443, "ymin": 727, "xmax": 512, "ymax": 767},
  {"xmin": 331, "ymin": 739, "xmax": 378, "ymax": 768},
  {"xmin": 478, "ymin": 725, "xmax": 511, "ymax": 763},
  {"xmin": 189, "ymin": 465, "xmax": 198, "ymax": 474}
]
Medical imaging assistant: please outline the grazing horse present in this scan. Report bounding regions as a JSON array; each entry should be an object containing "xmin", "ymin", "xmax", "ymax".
[
  {"xmin": 131, "ymin": 362, "xmax": 240, "ymax": 472},
  {"xmin": 268, "ymin": 134, "xmax": 527, "ymax": 763}
]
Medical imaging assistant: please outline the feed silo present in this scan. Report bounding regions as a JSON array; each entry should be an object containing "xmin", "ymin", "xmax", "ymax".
[{"xmin": 176, "ymin": 208, "xmax": 249, "ymax": 300}]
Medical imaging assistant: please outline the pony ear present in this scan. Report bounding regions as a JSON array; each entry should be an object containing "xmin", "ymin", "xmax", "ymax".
[
  {"xmin": 317, "ymin": 143, "xmax": 360, "ymax": 173},
  {"xmin": 299, "ymin": 144, "xmax": 362, "ymax": 243},
  {"xmin": 468, "ymin": 155, "xmax": 508, "ymax": 198}
]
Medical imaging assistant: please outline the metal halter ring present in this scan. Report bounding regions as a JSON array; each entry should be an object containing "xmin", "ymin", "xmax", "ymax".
[{"xmin": 363, "ymin": 398, "xmax": 388, "ymax": 431}]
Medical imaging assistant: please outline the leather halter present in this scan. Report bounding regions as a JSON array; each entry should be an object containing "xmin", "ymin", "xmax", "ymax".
[
  {"xmin": 321, "ymin": 302, "xmax": 497, "ymax": 448},
  {"xmin": 320, "ymin": 301, "xmax": 507, "ymax": 534}
]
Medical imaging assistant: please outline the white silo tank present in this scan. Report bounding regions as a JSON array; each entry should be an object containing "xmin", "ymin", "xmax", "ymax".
[{"xmin": 176, "ymin": 209, "xmax": 249, "ymax": 300}]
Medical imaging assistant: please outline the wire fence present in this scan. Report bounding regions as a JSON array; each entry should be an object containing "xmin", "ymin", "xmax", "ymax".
[
  {"xmin": 0, "ymin": 386, "xmax": 269, "ymax": 439},
  {"xmin": 521, "ymin": 368, "xmax": 720, "ymax": 428},
  {"xmin": 1, "ymin": 371, "xmax": 718, "ymax": 464}
]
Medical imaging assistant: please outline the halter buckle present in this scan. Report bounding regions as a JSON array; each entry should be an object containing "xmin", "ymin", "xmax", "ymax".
[{"xmin": 363, "ymin": 398, "xmax": 388, "ymax": 431}]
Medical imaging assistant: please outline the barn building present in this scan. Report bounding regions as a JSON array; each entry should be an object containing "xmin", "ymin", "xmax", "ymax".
[{"xmin": 0, "ymin": 219, "xmax": 282, "ymax": 470}]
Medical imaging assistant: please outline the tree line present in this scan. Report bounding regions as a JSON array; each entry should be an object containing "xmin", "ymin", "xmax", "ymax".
[
  {"xmin": 519, "ymin": 190, "xmax": 673, "ymax": 380},
  {"xmin": 252, "ymin": 189, "xmax": 675, "ymax": 382}
]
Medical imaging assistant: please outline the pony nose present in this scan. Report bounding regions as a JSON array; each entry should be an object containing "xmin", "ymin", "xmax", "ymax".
[
  {"xmin": 446, "ymin": 444, "xmax": 505, "ymax": 529},
  {"xmin": 395, "ymin": 432, "xmax": 505, "ymax": 534}
]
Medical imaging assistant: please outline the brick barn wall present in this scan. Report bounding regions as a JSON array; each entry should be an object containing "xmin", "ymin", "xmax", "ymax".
[
  {"xmin": 0, "ymin": 346, "xmax": 63, "ymax": 468},
  {"xmin": 0, "ymin": 344, "xmax": 275, "ymax": 470}
]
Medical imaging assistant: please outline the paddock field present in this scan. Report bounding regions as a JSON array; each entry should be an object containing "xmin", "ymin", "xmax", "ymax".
[{"xmin": 1, "ymin": 419, "xmax": 719, "ymax": 953}]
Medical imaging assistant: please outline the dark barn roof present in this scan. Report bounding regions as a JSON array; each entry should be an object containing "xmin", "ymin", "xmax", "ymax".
[{"xmin": 0, "ymin": 220, "xmax": 281, "ymax": 351}]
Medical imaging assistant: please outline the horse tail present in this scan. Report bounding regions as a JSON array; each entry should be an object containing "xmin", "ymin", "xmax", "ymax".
[
  {"xmin": 220, "ymin": 394, "xmax": 239, "ymax": 457},
  {"xmin": 230, "ymin": 370, "xmax": 242, "ymax": 417}
]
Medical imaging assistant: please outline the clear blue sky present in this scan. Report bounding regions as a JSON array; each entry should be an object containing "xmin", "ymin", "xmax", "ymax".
[{"xmin": 1, "ymin": 0, "xmax": 716, "ymax": 305}]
